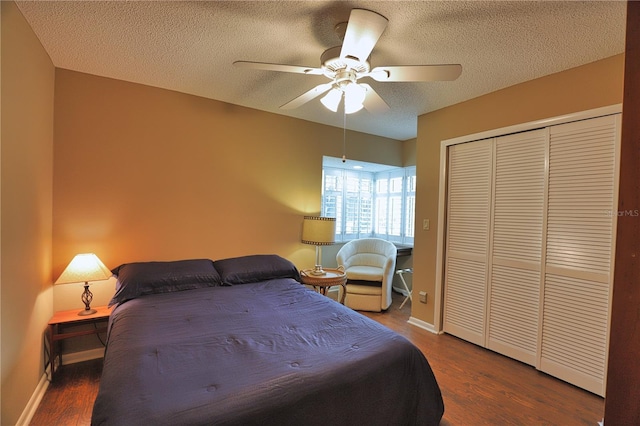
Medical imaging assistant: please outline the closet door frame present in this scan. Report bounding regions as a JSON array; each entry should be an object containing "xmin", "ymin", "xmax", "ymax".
[{"xmin": 434, "ymin": 104, "xmax": 622, "ymax": 333}]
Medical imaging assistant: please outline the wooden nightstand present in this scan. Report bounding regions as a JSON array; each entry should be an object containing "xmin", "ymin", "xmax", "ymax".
[
  {"xmin": 300, "ymin": 268, "xmax": 347, "ymax": 304},
  {"xmin": 46, "ymin": 305, "xmax": 112, "ymax": 382}
]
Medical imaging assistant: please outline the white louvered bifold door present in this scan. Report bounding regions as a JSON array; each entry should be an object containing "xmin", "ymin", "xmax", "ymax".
[
  {"xmin": 487, "ymin": 130, "xmax": 547, "ymax": 366},
  {"xmin": 540, "ymin": 115, "xmax": 620, "ymax": 396},
  {"xmin": 443, "ymin": 140, "xmax": 493, "ymax": 346}
]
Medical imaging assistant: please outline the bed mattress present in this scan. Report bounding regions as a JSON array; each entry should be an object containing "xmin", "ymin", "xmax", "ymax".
[{"xmin": 91, "ymin": 278, "xmax": 443, "ymax": 425}]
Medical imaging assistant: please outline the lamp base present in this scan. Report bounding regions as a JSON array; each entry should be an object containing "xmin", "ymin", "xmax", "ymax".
[
  {"xmin": 79, "ymin": 282, "xmax": 96, "ymax": 316},
  {"xmin": 310, "ymin": 265, "xmax": 327, "ymax": 276}
]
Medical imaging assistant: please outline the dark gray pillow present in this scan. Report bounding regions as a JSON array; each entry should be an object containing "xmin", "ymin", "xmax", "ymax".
[
  {"xmin": 213, "ymin": 254, "xmax": 300, "ymax": 285},
  {"xmin": 109, "ymin": 259, "xmax": 221, "ymax": 306}
]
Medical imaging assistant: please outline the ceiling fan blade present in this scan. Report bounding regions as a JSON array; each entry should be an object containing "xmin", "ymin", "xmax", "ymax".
[
  {"xmin": 368, "ymin": 64, "xmax": 462, "ymax": 82},
  {"xmin": 340, "ymin": 9, "xmax": 388, "ymax": 63},
  {"xmin": 360, "ymin": 84, "xmax": 390, "ymax": 114},
  {"xmin": 233, "ymin": 61, "xmax": 323, "ymax": 75},
  {"xmin": 280, "ymin": 83, "xmax": 334, "ymax": 110}
]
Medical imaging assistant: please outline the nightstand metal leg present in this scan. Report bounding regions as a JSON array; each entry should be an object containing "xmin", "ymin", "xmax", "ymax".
[{"xmin": 47, "ymin": 324, "xmax": 57, "ymax": 381}]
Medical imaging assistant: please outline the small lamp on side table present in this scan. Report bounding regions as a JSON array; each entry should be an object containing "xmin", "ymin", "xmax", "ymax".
[
  {"xmin": 301, "ymin": 216, "xmax": 336, "ymax": 276},
  {"xmin": 55, "ymin": 253, "xmax": 111, "ymax": 316}
]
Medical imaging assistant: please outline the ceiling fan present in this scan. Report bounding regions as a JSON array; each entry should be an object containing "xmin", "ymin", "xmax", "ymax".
[{"xmin": 234, "ymin": 8, "xmax": 462, "ymax": 115}]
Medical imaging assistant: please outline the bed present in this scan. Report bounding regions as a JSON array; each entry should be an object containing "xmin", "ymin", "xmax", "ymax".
[{"xmin": 91, "ymin": 255, "xmax": 444, "ymax": 425}]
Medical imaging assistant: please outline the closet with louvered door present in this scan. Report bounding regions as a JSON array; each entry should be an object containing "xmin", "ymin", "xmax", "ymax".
[
  {"xmin": 539, "ymin": 115, "xmax": 620, "ymax": 396},
  {"xmin": 487, "ymin": 129, "xmax": 547, "ymax": 366},
  {"xmin": 442, "ymin": 139, "xmax": 493, "ymax": 346},
  {"xmin": 441, "ymin": 112, "xmax": 620, "ymax": 396}
]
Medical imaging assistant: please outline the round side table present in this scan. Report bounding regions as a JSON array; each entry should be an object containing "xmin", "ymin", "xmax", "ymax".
[{"xmin": 300, "ymin": 267, "xmax": 347, "ymax": 304}]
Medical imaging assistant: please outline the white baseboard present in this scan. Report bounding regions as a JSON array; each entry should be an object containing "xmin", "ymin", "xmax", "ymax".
[
  {"xmin": 16, "ymin": 365, "xmax": 51, "ymax": 426},
  {"xmin": 407, "ymin": 316, "xmax": 440, "ymax": 334},
  {"xmin": 61, "ymin": 347, "xmax": 105, "ymax": 365},
  {"xmin": 17, "ymin": 348, "xmax": 105, "ymax": 425}
]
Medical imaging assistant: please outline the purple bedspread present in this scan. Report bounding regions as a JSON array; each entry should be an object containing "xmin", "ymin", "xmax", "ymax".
[{"xmin": 91, "ymin": 279, "xmax": 443, "ymax": 425}]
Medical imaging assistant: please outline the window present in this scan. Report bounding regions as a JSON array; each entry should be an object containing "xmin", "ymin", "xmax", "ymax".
[{"xmin": 321, "ymin": 157, "xmax": 415, "ymax": 244}]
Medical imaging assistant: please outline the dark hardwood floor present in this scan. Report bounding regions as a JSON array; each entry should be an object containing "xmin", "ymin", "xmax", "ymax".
[
  {"xmin": 31, "ymin": 292, "xmax": 603, "ymax": 425},
  {"xmin": 362, "ymin": 294, "xmax": 604, "ymax": 425},
  {"xmin": 31, "ymin": 358, "xmax": 103, "ymax": 425}
]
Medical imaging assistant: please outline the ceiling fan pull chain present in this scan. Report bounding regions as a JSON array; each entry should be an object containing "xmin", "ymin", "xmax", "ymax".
[{"xmin": 342, "ymin": 110, "xmax": 347, "ymax": 163}]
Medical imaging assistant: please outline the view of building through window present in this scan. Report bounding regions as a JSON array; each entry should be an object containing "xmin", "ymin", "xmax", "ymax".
[{"xmin": 321, "ymin": 156, "xmax": 415, "ymax": 245}]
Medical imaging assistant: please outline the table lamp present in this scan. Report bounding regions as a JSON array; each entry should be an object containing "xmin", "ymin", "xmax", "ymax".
[
  {"xmin": 301, "ymin": 216, "xmax": 336, "ymax": 276},
  {"xmin": 55, "ymin": 253, "xmax": 112, "ymax": 316}
]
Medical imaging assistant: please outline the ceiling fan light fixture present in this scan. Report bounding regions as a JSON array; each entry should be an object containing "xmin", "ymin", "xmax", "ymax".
[
  {"xmin": 343, "ymin": 82, "xmax": 366, "ymax": 114},
  {"xmin": 320, "ymin": 88, "xmax": 342, "ymax": 112},
  {"xmin": 344, "ymin": 101, "xmax": 364, "ymax": 114}
]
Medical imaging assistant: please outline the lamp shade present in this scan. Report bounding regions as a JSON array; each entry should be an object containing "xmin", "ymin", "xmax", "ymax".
[
  {"xmin": 320, "ymin": 88, "xmax": 342, "ymax": 112},
  {"xmin": 343, "ymin": 83, "xmax": 366, "ymax": 114},
  {"xmin": 55, "ymin": 253, "xmax": 112, "ymax": 285},
  {"xmin": 301, "ymin": 216, "xmax": 336, "ymax": 245}
]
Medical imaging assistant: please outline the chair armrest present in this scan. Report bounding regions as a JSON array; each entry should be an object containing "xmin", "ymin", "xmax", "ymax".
[
  {"xmin": 336, "ymin": 244, "xmax": 356, "ymax": 269},
  {"xmin": 338, "ymin": 255, "xmax": 354, "ymax": 269},
  {"xmin": 382, "ymin": 256, "xmax": 396, "ymax": 278}
]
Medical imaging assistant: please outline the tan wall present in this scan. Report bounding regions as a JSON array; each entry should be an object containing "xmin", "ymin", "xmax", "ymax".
[
  {"xmin": 402, "ymin": 137, "xmax": 417, "ymax": 166},
  {"xmin": 1, "ymin": 2, "xmax": 55, "ymax": 424},
  {"xmin": 413, "ymin": 54, "xmax": 625, "ymax": 325},
  {"xmin": 53, "ymin": 69, "xmax": 403, "ymax": 310}
]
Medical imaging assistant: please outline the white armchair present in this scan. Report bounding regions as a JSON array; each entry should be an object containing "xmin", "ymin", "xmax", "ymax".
[{"xmin": 336, "ymin": 238, "xmax": 397, "ymax": 312}]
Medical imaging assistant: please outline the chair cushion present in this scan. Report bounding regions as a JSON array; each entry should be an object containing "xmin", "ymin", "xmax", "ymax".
[
  {"xmin": 344, "ymin": 292, "xmax": 383, "ymax": 312},
  {"xmin": 346, "ymin": 284, "xmax": 383, "ymax": 296},
  {"xmin": 345, "ymin": 265, "xmax": 383, "ymax": 281}
]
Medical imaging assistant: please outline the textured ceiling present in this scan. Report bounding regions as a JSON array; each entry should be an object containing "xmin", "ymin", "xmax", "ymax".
[{"xmin": 16, "ymin": 1, "xmax": 627, "ymax": 140}]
